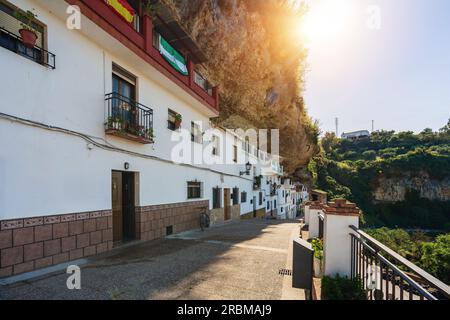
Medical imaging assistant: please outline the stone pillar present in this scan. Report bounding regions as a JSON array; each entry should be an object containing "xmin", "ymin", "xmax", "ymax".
[
  {"xmin": 308, "ymin": 202, "xmax": 323, "ymax": 239},
  {"xmin": 323, "ymin": 199, "xmax": 361, "ymax": 278}
]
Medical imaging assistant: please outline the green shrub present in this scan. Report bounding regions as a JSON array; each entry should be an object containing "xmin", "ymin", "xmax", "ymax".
[
  {"xmin": 311, "ymin": 238, "xmax": 323, "ymax": 260},
  {"xmin": 321, "ymin": 274, "xmax": 366, "ymax": 300}
]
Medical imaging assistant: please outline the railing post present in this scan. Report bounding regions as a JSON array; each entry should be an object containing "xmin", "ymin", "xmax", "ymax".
[
  {"xmin": 143, "ymin": 15, "xmax": 153, "ymax": 52},
  {"xmin": 323, "ymin": 198, "xmax": 361, "ymax": 278},
  {"xmin": 188, "ymin": 59, "xmax": 195, "ymax": 87}
]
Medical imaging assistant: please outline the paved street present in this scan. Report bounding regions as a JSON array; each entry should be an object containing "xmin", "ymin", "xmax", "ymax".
[{"xmin": 0, "ymin": 219, "xmax": 305, "ymax": 300}]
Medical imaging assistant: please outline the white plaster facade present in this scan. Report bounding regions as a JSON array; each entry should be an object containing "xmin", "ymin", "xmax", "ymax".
[{"xmin": 0, "ymin": 0, "xmax": 284, "ymax": 223}]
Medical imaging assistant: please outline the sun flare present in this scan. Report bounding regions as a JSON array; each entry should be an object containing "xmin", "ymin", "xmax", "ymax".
[{"xmin": 297, "ymin": 0, "xmax": 356, "ymax": 46}]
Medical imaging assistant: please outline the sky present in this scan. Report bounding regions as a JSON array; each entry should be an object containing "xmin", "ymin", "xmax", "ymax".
[{"xmin": 301, "ymin": 0, "xmax": 450, "ymax": 135}]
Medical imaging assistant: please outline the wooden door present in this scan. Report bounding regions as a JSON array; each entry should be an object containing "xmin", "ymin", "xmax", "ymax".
[
  {"xmin": 224, "ymin": 188, "xmax": 231, "ymax": 221},
  {"xmin": 112, "ymin": 171, "xmax": 123, "ymax": 243},
  {"xmin": 122, "ymin": 172, "xmax": 135, "ymax": 241}
]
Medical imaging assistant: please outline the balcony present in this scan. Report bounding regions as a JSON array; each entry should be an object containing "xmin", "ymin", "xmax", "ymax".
[
  {"xmin": 0, "ymin": 2, "xmax": 56, "ymax": 69},
  {"xmin": 71, "ymin": 0, "xmax": 219, "ymax": 114},
  {"xmin": 104, "ymin": 93, "xmax": 154, "ymax": 144}
]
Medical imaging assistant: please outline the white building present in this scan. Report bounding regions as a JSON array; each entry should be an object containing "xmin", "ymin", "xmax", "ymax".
[
  {"xmin": 341, "ymin": 130, "xmax": 370, "ymax": 141},
  {"xmin": 0, "ymin": 0, "xmax": 285, "ymax": 277}
]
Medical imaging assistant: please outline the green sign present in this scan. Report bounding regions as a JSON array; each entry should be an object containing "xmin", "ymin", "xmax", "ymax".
[{"xmin": 159, "ymin": 36, "xmax": 188, "ymax": 76}]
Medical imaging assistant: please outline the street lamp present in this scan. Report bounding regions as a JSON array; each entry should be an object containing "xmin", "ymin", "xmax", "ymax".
[{"xmin": 240, "ymin": 162, "xmax": 252, "ymax": 176}]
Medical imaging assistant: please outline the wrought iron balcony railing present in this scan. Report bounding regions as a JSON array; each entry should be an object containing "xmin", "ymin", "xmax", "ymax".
[
  {"xmin": 0, "ymin": 27, "xmax": 56, "ymax": 69},
  {"xmin": 349, "ymin": 226, "xmax": 450, "ymax": 300},
  {"xmin": 104, "ymin": 92, "xmax": 154, "ymax": 144}
]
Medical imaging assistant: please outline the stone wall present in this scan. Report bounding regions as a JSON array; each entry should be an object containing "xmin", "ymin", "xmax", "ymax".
[
  {"xmin": 0, "ymin": 210, "xmax": 113, "ymax": 278},
  {"xmin": 135, "ymin": 201, "xmax": 209, "ymax": 241}
]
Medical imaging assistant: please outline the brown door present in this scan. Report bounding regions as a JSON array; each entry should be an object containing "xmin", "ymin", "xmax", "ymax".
[
  {"xmin": 112, "ymin": 171, "xmax": 123, "ymax": 243},
  {"xmin": 122, "ymin": 172, "xmax": 135, "ymax": 241},
  {"xmin": 224, "ymin": 188, "xmax": 231, "ymax": 221}
]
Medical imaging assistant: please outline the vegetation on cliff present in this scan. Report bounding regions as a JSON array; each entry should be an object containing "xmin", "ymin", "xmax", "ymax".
[{"xmin": 308, "ymin": 120, "xmax": 450, "ymax": 229}]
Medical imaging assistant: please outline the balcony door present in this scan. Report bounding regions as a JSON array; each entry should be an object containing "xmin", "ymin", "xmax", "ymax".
[{"xmin": 112, "ymin": 65, "xmax": 137, "ymax": 130}]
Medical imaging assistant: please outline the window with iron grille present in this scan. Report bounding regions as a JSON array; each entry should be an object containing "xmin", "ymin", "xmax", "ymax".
[
  {"xmin": 187, "ymin": 181, "xmax": 202, "ymax": 199},
  {"xmin": 259, "ymin": 192, "xmax": 263, "ymax": 206},
  {"xmin": 241, "ymin": 191, "xmax": 247, "ymax": 203},
  {"xmin": 212, "ymin": 187, "xmax": 221, "ymax": 209},
  {"xmin": 232, "ymin": 145, "xmax": 238, "ymax": 162},
  {"xmin": 232, "ymin": 187, "xmax": 239, "ymax": 205},
  {"xmin": 212, "ymin": 135, "xmax": 220, "ymax": 156},
  {"xmin": 168, "ymin": 109, "xmax": 180, "ymax": 131},
  {"xmin": 191, "ymin": 121, "xmax": 203, "ymax": 144},
  {"xmin": 0, "ymin": 1, "xmax": 55, "ymax": 69}
]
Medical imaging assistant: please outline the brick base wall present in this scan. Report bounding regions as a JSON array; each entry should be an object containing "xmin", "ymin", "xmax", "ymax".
[
  {"xmin": 0, "ymin": 210, "xmax": 113, "ymax": 278},
  {"xmin": 135, "ymin": 201, "xmax": 209, "ymax": 241}
]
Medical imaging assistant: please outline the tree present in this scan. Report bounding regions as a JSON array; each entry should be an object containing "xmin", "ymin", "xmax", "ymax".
[{"xmin": 419, "ymin": 234, "xmax": 450, "ymax": 284}]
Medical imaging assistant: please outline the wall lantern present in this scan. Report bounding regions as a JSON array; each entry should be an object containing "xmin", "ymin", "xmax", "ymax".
[
  {"xmin": 124, "ymin": 162, "xmax": 130, "ymax": 170},
  {"xmin": 240, "ymin": 162, "xmax": 252, "ymax": 176}
]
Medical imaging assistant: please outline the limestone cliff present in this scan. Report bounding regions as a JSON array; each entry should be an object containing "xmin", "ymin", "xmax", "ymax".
[
  {"xmin": 159, "ymin": 0, "xmax": 318, "ymax": 176},
  {"xmin": 373, "ymin": 172, "xmax": 450, "ymax": 202}
]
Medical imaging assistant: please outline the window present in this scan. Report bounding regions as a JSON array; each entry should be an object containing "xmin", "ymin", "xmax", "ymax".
[
  {"xmin": 212, "ymin": 135, "xmax": 220, "ymax": 156},
  {"xmin": 232, "ymin": 145, "xmax": 238, "ymax": 163},
  {"xmin": 212, "ymin": 187, "xmax": 221, "ymax": 209},
  {"xmin": 187, "ymin": 181, "xmax": 202, "ymax": 199},
  {"xmin": 191, "ymin": 122, "xmax": 203, "ymax": 144},
  {"xmin": 113, "ymin": 64, "xmax": 137, "ymax": 100},
  {"xmin": 194, "ymin": 70, "xmax": 213, "ymax": 96},
  {"xmin": 267, "ymin": 201, "xmax": 270, "ymax": 210},
  {"xmin": 274, "ymin": 200, "xmax": 277, "ymax": 209},
  {"xmin": 168, "ymin": 109, "xmax": 181, "ymax": 131},
  {"xmin": 281, "ymin": 207, "xmax": 283, "ymax": 213},
  {"xmin": 241, "ymin": 191, "xmax": 247, "ymax": 203},
  {"xmin": 0, "ymin": 1, "xmax": 55, "ymax": 68},
  {"xmin": 232, "ymin": 187, "xmax": 239, "ymax": 205},
  {"xmin": 259, "ymin": 192, "xmax": 263, "ymax": 206}
]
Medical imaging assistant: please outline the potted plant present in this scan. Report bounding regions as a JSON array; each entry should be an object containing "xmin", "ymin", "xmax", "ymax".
[
  {"xmin": 143, "ymin": 0, "xmax": 162, "ymax": 19},
  {"xmin": 174, "ymin": 113, "xmax": 182, "ymax": 129},
  {"xmin": 106, "ymin": 116, "xmax": 123, "ymax": 130},
  {"xmin": 15, "ymin": 9, "xmax": 38, "ymax": 48},
  {"xmin": 145, "ymin": 128, "xmax": 155, "ymax": 141}
]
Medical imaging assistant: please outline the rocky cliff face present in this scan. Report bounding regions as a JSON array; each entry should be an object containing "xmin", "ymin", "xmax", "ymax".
[
  {"xmin": 373, "ymin": 172, "xmax": 450, "ymax": 202},
  {"xmin": 160, "ymin": 0, "xmax": 318, "ymax": 176}
]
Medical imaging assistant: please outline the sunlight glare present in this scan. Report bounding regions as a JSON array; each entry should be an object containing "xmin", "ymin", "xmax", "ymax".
[{"xmin": 298, "ymin": 0, "xmax": 356, "ymax": 46}]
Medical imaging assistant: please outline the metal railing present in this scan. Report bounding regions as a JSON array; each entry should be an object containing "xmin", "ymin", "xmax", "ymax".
[
  {"xmin": 0, "ymin": 27, "xmax": 55, "ymax": 69},
  {"xmin": 349, "ymin": 226, "xmax": 450, "ymax": 300},
  {"xmin": 105, "ymin": 92, "xmax": 154, "ymax": 143}
]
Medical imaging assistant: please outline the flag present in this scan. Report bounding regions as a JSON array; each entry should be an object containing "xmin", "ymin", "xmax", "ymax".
[
  {"xmin": 107, "ymin": 0, "xmax": 135, "ymax": 24},
  {"xmin": 159, "ymin": 35, "xmax": 189, "ymax": 76}
]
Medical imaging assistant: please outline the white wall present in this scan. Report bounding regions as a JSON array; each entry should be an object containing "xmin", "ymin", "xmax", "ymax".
[
  {"xmin": 308, "ymin": 209, "xmax": 321, "ymax": 239},
  {"xmin": 0, "ymin": 0, "xmax": 277, "ymax": 220},
  {"xmin": 323, "ymin": 214, "xmax": 359, "ymax": 277}
]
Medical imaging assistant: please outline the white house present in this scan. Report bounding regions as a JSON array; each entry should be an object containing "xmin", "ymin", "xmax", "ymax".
[{"xmin": 0, "ymin": 0, "xmax": 286, "ymax": 278}]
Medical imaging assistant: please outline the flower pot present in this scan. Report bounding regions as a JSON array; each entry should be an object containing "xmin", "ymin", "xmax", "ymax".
[
  {"xmin": 174, "ymin": 120, "xmax": 182, "ymax": 129},
  {"xmin": 19, "ymin": 29, "xmax": 38, "ymax": 48}
]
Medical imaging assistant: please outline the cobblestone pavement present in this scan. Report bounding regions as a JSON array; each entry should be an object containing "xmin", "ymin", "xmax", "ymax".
[{"xmin": 0, "ymin": 219, "xmax": 305, "ymax": 300}]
